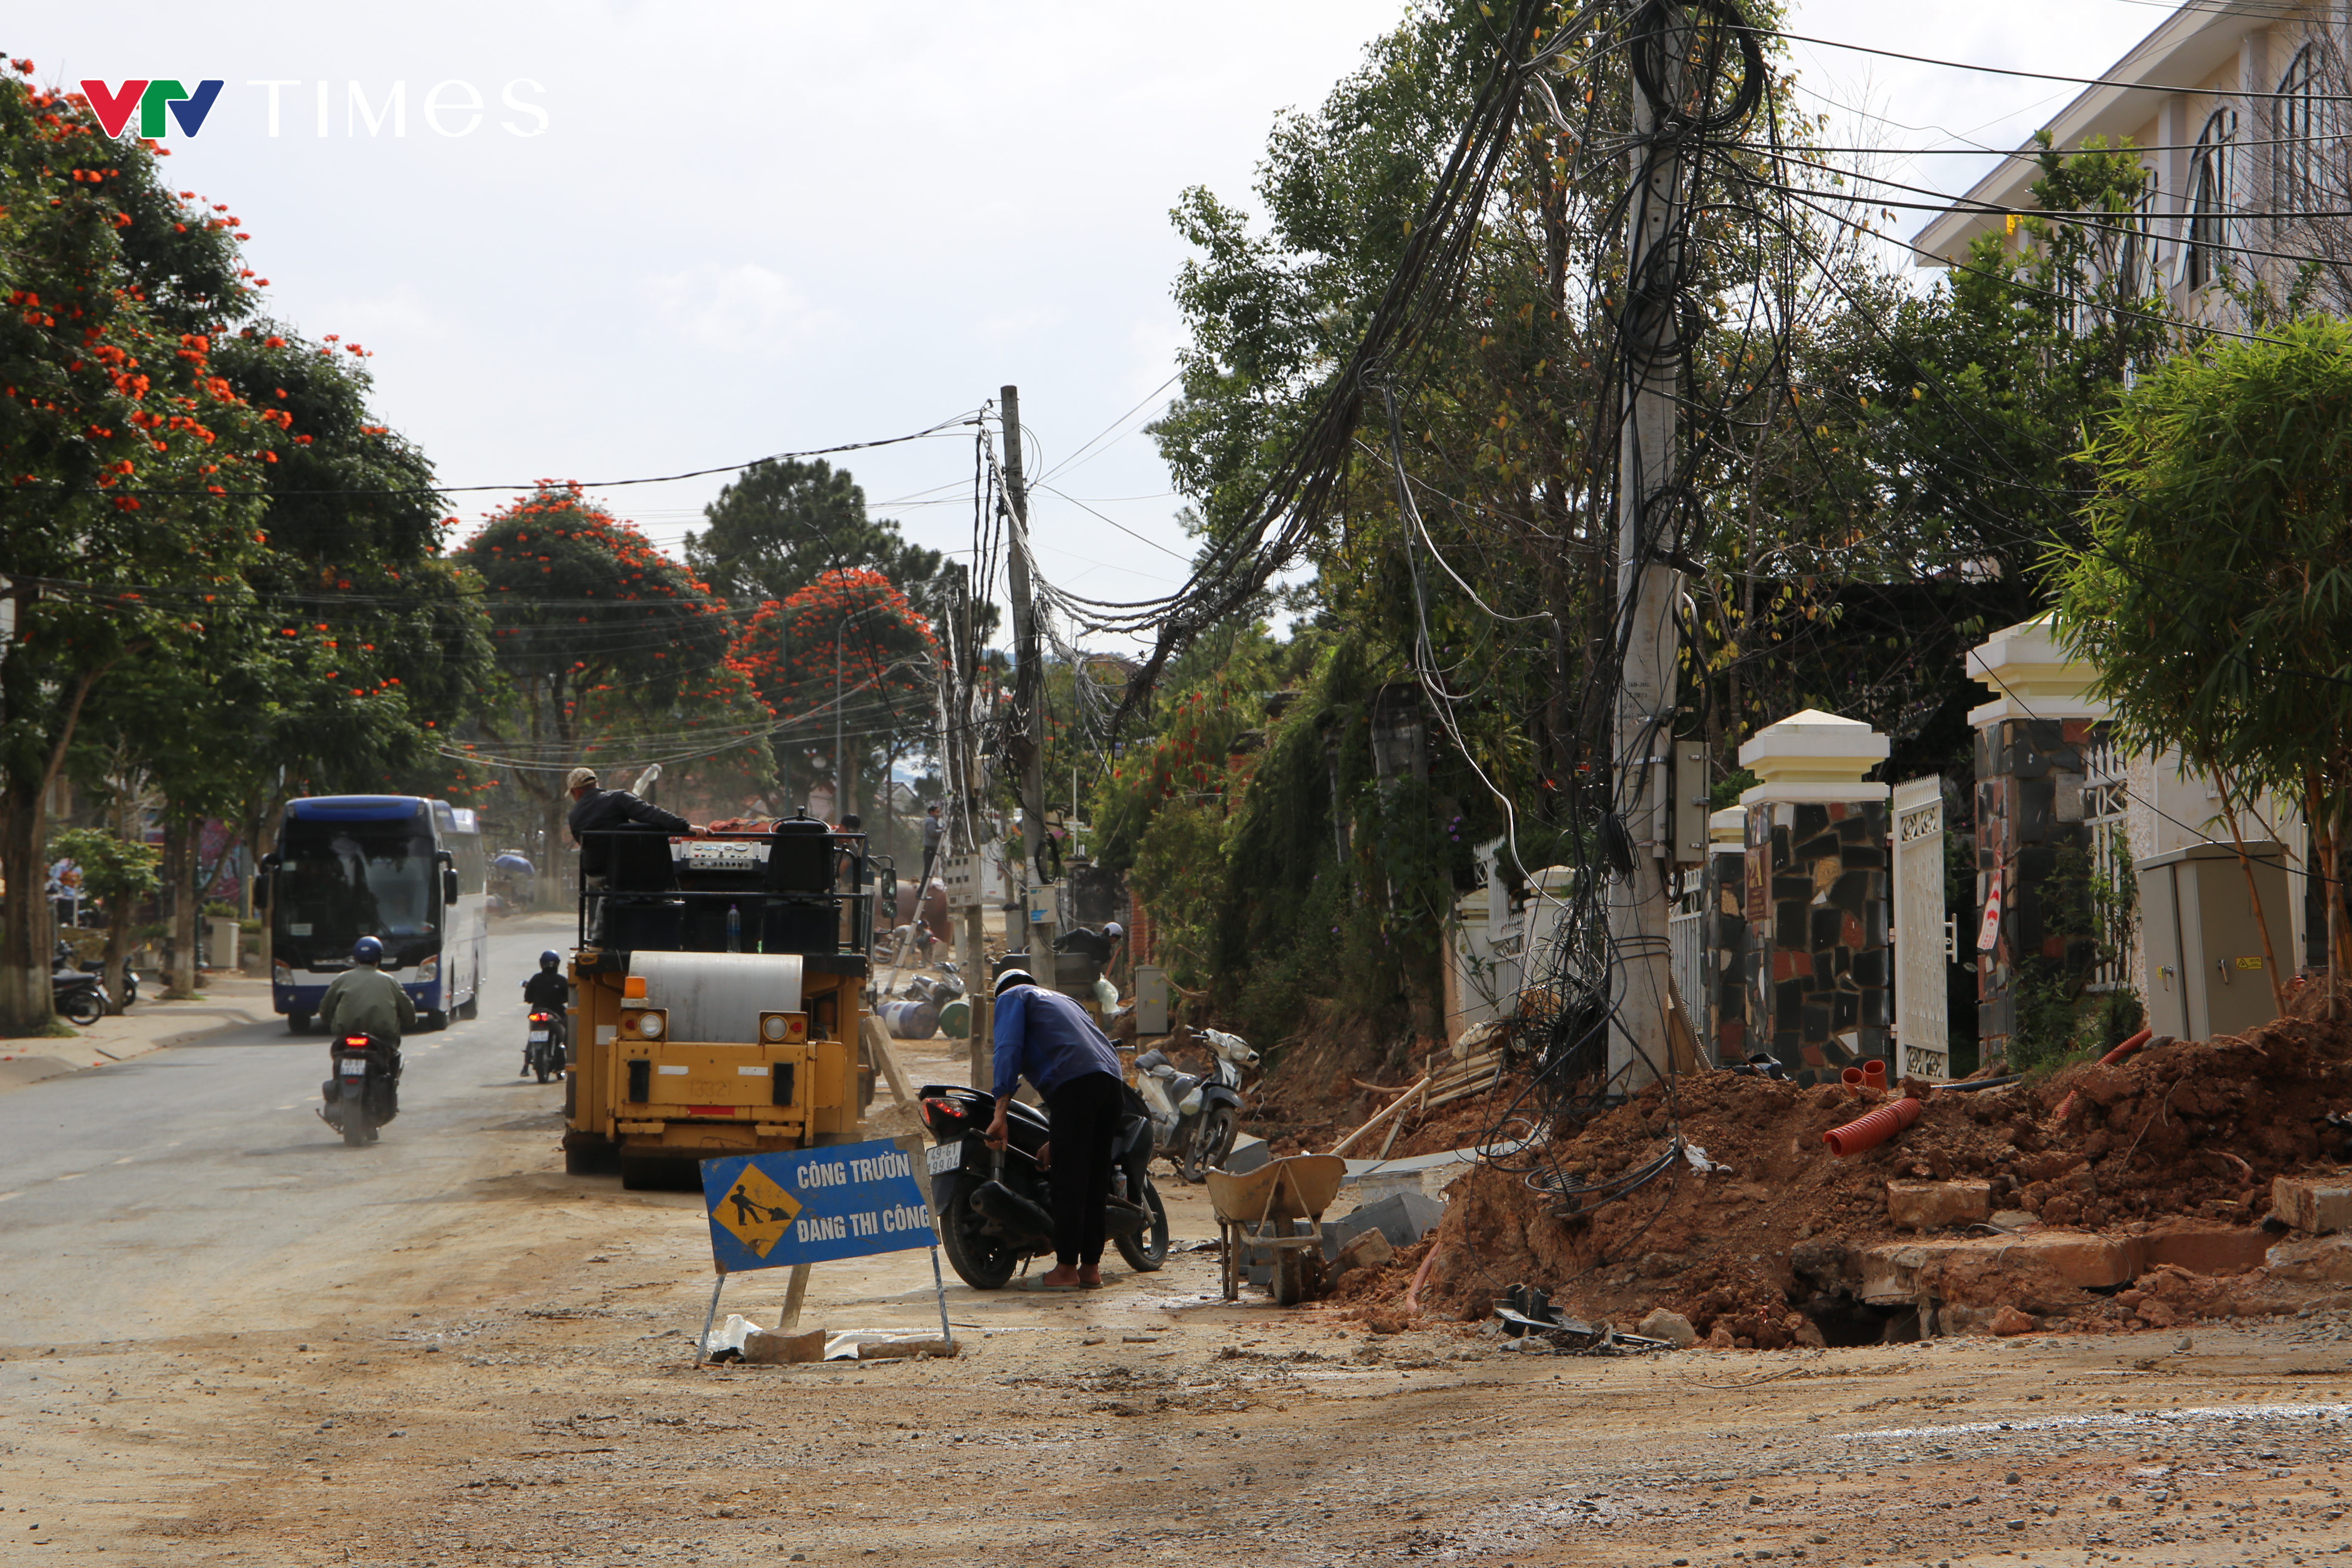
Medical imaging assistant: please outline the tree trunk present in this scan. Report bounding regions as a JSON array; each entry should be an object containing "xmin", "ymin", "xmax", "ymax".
[
  {"xmin": 0, "ymin": 778, "xmax": 56, "ymax": 1034},
  {"xmin": 162, "ymin": 814, "xmax": 202, "ymax": 998},
  {"xmin": 101, "ymin": 886, "xmax": 136, "ymax": 1016}
]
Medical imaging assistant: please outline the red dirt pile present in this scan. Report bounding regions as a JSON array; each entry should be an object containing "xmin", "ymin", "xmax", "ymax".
[{"xmin": 1338, "ymin": 983, "xmax": 2352, "ymax": 1344}]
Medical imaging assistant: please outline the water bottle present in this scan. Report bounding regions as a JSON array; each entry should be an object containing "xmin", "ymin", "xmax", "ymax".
[{"xmin": 726, "ymin": 903, "xmax": 741, "ymax": 953}]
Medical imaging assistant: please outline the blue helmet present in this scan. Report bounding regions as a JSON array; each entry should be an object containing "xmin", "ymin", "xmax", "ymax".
[
  {"xmin": 539, "ymin": 949, "xmax": 561, "ymax": 971},
  {"xmin": 352, "ymin": 936, "xmax": 385, "ymax": 965}
]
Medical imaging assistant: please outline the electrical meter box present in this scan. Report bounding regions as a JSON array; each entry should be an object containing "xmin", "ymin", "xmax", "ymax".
[
  {"xmin": 942, "ymin": 851, "xmax": 1008, "ymax": 911},
  {"xmin": 1133, "ymin": 965, "xmax": 1170, "ymax": 1036},
  {"xmin": 2136, "ymin": 839, "xmax": 2292, "ymax": 1041},
  {"xmin": 1671, "ymin": 741, "xmax": 1710, "ymax": 866}
]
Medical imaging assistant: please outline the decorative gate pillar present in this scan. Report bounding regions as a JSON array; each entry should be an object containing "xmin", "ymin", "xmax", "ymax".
[
  {"xmin": 1738, "ymin": 710, "xmax": 1892, "ymax": 1084},
  {"xmin": 1699, "ymin": 807, "xmax": 1750, "ymax": 1064},
  {"xmin": 1966, "ymin": 612, "xmax": 2109, "ymax": 1064}
]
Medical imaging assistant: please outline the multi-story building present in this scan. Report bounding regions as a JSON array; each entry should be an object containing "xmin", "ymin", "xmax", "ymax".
[{"xmin": 1917, "ymin": 2, "xmax": 2346, "ymax": 321}]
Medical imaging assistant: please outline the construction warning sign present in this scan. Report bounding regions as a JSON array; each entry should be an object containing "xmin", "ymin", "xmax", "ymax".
[
  {"xmin": 698, "ymin": 1136, "xmax": 936, "ymax": 1274},
  {"xmin": 707, "ymin": 1164, "xmax": 804, "ymax": 1261}
]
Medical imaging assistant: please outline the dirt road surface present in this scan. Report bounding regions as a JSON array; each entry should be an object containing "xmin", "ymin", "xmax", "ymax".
[{"xmin": 6, "ymin": 919, "xmax": 2352, "ymax": 1565}]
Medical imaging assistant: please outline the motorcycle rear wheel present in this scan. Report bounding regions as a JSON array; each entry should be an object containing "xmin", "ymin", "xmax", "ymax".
[
  {"xmin": 62, "ymin": 991, "xmax": 104, "ymax": 1026},
  {"xmin": 1182, "ymin": 1107, "xmax": 1235, "ymax": 1184},
  {"xmin": 938, "ymin": 1173, "xmax": 1020, "ymax": 1290},
  {"xmin": 1113, "ymin": 1179, "xmax": 1170, "ymax": 1273},
  {"xmin": 341, "ymin": 1104, "xmax": 371, "ymax": 1147}
]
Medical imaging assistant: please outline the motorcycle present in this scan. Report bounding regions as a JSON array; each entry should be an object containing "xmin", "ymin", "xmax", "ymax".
[
  {"xmin": 53, "ymin": 943, "xmax": 134, "ymax": 1012},
  {"xmin": 51, "ymin": 967, "xmax": 107, "ymax": 1026},
  {"xmin": 917, "ymin": 1080, "xmax": 1169, "ymax": 1289},
  {"xmin": 319, "ymin": 1031, "xmax": 401, "ymax": 1146},
  {"xmin": 523, "ymin": 1009, "xmax": 565, "ymax": 1083},
  {"xmin": 1134, "ymin": 1027, "xmax": 1257, "ymax": 1183}
]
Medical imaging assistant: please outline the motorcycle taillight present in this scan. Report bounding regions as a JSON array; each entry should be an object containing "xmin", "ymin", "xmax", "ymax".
[
  {"xmin": 342, "ymin": 1035, "xmax": 369, "ymax": 1047},
  {"xmin": 923, "ymin": 1096, "xmax": 963, "ymax": 1123},
  {"xmin": 528, "ymin": 1011, "xmax": 551, "ymax": 1023}
]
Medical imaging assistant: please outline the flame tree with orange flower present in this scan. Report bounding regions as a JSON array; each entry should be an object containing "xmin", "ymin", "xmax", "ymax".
[
  {"xmin": 729, "ymin": 568, "xmax": 937, "ymax": 847},
  {"xmin": 456, "ymin": 485, "xmax": 773, "ymax": 883}
]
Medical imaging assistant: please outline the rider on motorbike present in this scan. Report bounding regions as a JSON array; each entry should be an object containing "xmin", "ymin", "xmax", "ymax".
[
  {"xmin": 521, "ymin": 949, "xmax": 569, "ymax": 1074},
  {"xmin": 318, "ymin": 936, "xmax": 416, "ymax": 1057}
]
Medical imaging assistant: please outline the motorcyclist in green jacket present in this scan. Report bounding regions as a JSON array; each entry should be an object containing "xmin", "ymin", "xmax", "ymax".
[{"xmin": 320, "ymin": 936, "xmax": 416, "ymax": 1045}]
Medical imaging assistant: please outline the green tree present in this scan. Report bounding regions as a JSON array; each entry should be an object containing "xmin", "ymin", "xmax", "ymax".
[
  {"xmin": 46, "ymin": 824, "xmax": 157, "ymax": 1012},
  {"xmin": 2053, "ymin": 315, "xmax": 2352, "ymax": 1006}
]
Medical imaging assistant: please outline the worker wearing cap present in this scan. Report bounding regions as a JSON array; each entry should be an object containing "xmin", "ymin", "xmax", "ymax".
[
  {"xmin": 985, "ymin": 968, "xmax": 1127, "ymax": 1291},
  {"xmin": 565, "ymin": 767, "xmax": 708, "ymax": 938}
]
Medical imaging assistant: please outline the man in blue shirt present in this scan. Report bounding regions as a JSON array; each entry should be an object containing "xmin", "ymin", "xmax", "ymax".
[{"xmin": 985, "ymin": 968, "xmax": 1127, "ymax": 1290}]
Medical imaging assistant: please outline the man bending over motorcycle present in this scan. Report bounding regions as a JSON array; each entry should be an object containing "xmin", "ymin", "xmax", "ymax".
[
  {"xmin": 319, "ymin": 936, "xmax": 417, "ymax": 1058},
  {"xmin": 985, "ymin": 968, "xmax": 1127, "ymax": 1291}
]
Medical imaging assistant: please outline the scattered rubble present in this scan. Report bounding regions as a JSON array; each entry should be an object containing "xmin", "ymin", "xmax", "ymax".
[{"xmin": 1329, "ymin": 983, "xmax": 2352, "ymax": 1346}]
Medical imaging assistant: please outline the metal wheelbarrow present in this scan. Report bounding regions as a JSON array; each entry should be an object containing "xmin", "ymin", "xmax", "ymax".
[{"xmin": 1202, "ymin": 1154, "xmax": 1347, "ymax": 1305}]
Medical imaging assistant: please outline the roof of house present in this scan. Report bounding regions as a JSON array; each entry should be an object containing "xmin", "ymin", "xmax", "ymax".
[{"xmin": 1911, "ymin": 0, "xmax": 2271, "ymax": 266}]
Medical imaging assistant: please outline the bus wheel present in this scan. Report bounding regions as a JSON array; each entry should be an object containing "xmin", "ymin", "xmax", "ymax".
[
  {"xmin": 287, "ymin": 1012, "xmax": 311, "ymax": 1034},
  {"xmin": 423, "ymin": 1009, "xmax": 448, "ymax": 1032}
]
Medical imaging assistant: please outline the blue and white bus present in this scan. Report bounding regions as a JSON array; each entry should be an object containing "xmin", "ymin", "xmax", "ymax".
[{"xmin": 259, "ymin": 796, "xmax": 488, "ymax": 1031}]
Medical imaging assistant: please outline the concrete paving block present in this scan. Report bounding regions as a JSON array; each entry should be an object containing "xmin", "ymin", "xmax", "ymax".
[
  {"xmin": 1319, "ymin": 1190, "xmax": 1446, "ymax": 1261},
  {"xmin": 2272, "ymin": 1175, "xmax": 2352, "ymax": 1235},
  {"xmin": 1884, "ymin": 1179, "xmax": 1993, "ymax": 1231},
  {"xmin": 1222, "ymin": 1135, "xmax": 1271, "ymax": 1177}
]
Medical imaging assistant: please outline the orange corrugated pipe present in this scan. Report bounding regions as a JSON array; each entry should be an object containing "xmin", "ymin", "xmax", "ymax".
[
  {"xmin": 1822, "ymin": 1094, "xmax": 1922, "ymax": 1157},
  {"xmin": 2053, "ymin": 1027, "xmax": 2154, "ymax": 1121}
]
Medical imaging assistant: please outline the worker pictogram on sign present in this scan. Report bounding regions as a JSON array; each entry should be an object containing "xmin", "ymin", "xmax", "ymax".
[{"xmin": 710, "ymin": 1166, "xmax": 804, "ymax": 1261}]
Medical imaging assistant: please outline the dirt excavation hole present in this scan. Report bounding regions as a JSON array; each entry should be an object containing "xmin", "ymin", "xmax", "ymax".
[{"xmin": 1805, "ymin": 1292, "xmax": 1901, "ymax": 1347}]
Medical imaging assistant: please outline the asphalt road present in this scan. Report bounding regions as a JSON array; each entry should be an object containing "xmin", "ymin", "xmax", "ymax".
[{"xmin": 0, "ymin": 917, "xmax": 573, "ymax": 1348}]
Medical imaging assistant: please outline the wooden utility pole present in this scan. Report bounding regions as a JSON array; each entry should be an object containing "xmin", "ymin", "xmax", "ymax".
[
  {"xmin": 999, "ymin": 385, "xmax": 1057, "ymax": 969},
  {"xmin": 1606, "ymin": 9, "xmax": 1685, "ymax": 1091}
]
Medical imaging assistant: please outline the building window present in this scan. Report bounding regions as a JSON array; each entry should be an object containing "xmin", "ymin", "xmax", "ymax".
[
  {"xmin": 2110, "ymin": 168, "xmax": 2160, "ymax": 302},
  {"xmin": 2279, "ymin": 46, "xmax": 2324, "ymax": 216},
  {"xmin": 2185, "ymin": 107, "xmax": 2238, "ymax": 290}
]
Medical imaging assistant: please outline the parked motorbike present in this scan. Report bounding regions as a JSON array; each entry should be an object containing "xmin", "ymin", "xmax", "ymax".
[
  {"xmin": 53, "ymin": 942, "xmax": 134, "ymax": 1011},
  {"xmin": 1134, "ymin": 1026, "xmax": 1257, "ymax": 1183},
  {"xmin": 523, "ymin": 1009, "xmax": 565, "ymax": 1083},
  {"xmin": 917, "ymin": 1080, "xmax": 1169, "ymax": 1289},
  {"xmin": 319, "ymin": 1032, "xmax": 401, "ymax": 1146},
  {"xmin": 51, "ymin": 967, "xmax": 107, "ymax": 1026}
]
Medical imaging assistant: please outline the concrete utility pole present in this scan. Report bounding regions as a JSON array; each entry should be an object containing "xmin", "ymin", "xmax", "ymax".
[
  {"xmin": 1606, "ymin": 8, "xmax": 1686, "ymax": 1091},
  {"xmin": 999, "ymin": 385, "xmax": 1058, "ymax": 969}
]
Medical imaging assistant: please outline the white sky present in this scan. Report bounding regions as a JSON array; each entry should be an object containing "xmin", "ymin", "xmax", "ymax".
[{"xmin": 22, "ymin": 1, "xmax": 2158, "ymax": 653}]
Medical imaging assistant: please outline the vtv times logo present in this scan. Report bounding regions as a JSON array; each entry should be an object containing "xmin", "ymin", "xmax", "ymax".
[
  {"xmin": 80, "ymin": 79, "xmax": 222, "ymax": 138},
  {"xmin": 77, "ymin": 78, "xmax": 548, "ymax": 140}
]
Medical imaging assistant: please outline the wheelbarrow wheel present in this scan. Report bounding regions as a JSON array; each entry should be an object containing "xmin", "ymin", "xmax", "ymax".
[{"xmin": 1271, "ymin": 1246, "xmax": 1310, "ymax": 1306}]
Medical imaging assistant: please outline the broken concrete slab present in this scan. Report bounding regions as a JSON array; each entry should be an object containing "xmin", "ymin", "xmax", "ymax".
[
  {"xmin": 2141, "ymin": 1222, "xmax": 2271, "ymax": 1276},
  {"xmin": 1884, "ymin": 1179, "xmax": 1993, "ymax": 1231},
  {"xmin": 1862, "ymin": 1222, "xmax": 2272, "ymax": 1305},
  {"xmin": 1222, "ymin": 1135, "xmax": 1271, "ymax": 1177},
  {"xmin": 741, "ymin": 1328, "xmax": 827, "ymax": 1365},
  {"xmin": 1861, "ymin": 1231, "xmax": 2138, "ymax": 1304},
  {"xmin": 2272, "ymin": 1174, "xmax": 2352, "ymax": 1235},
  {"xmin": 1332, "ymin": 1228, "xmax": 1393, "ymax": 1278},
  {"xmin": 1320, "ymin": 1190, "xmax": 1444, "ymax": 1261}
]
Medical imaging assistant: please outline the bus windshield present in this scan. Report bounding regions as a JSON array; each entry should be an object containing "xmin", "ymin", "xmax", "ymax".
[{"xmin": 273, "ymin": 823, "xmax": 437, "ymax": 949}]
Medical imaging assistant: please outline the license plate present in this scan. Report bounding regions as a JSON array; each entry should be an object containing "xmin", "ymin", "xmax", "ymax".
[
  {"xmin": 340, "ymin": 1062, "xmax": 367, "ymax": 1076},
  {"xmin": 924, "ymin": 1141, "xmax": 965, "ymax": 1176},
  {"xmin": 527, "ymin": 1031, "xmax": 549, "ymax": 1043}
]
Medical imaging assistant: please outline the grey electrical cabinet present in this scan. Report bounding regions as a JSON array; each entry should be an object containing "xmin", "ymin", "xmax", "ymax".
[{"xmin": 2136, "ymin": 840, "xmax": 2291, "ymax": 1041}]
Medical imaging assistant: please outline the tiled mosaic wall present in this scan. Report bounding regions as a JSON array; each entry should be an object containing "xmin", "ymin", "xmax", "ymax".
[
  {"xmin": 1700, "ymin": 846, "xmax": 1751, "ymax": 1063},
  {"xmin": 1973, "ymin": 716, "xmax": 2100, "ymax": 1059},
  {"xmin": 1743, "ymin": 799, "xmax": 1890, "ymax": 1084}
]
